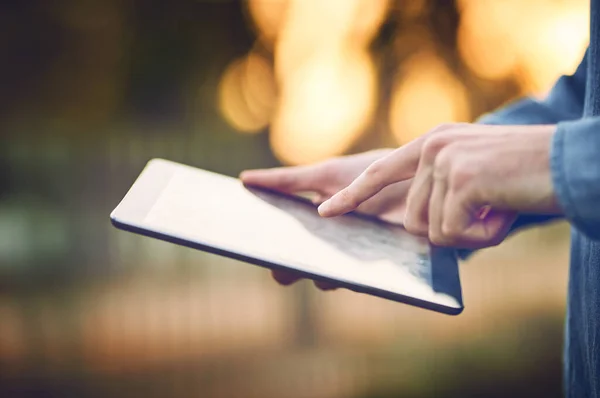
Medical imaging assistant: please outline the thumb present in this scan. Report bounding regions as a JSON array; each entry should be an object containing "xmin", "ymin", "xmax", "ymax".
[
  {"xmin": 443, "ymin": 193, "xmax": 515, "ymax": 247},
  {"xmin": 462, "ymin": 211, "xmax": 513, "ymax": 243}
]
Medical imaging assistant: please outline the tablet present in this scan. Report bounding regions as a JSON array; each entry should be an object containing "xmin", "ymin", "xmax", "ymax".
[{"xmin": 110, "ymin": 159, "xmax": 463, "ymax": 315}]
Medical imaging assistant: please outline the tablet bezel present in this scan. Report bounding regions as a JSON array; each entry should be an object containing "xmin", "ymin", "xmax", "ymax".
[{"xmin": 110, "ymin": 159, "xmax": 464, "ymax": 316}]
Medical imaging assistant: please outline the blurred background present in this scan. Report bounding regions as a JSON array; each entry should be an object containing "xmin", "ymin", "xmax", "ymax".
[{"xmin": 0, "ymin": 0, "xmax": 588, "ymax": 397}]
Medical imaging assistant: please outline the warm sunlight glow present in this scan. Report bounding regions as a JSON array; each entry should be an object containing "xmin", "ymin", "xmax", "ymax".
[
  {"xmin": 515, "ymin": 2, "xmax": 589, "ymax": 92},
  {"xmin": 247, "ymin": 0, "xmax": 289, "ymax": 46},
  {"xmin": 266, "ymin": 0, "xmax": 386, "ymax": 164},
  {"xmin": 458, "ymin": 0, "xmax": 589, "ymax": 92},
  {"xmin": 458, "ymin": 1, "xmax": 518, "ymax": 80},
  {"xmin": 218, "ymin": 53, "xmax": 277, "ymax": 134},
  {"xmin": 271, "ymin": 48, "xmax": 376, "ymax": 165},
  {"xmin": 389, "ymin": 53, "xmax": 469, "ymax": 145},
  {"xmin": 349, "ymin": 0, "xmax": 390, "ymax": 46},
  {"xmin": 275, "ymin": 0, "xmax": 388, "ymax": 82}
]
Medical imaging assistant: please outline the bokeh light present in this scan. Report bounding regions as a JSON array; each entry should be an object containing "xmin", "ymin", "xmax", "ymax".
[
  {"xmin": 218, "ymin": 52, "xmax": 277, "ymax": 134},
  {"xmin": 389, "ymin": 52, "xmax": 470, "ymax": 144},
  {"xmin": 516, "ymin": 1, "xmax": 589, "ymax": 92},
  {"xmin": 266, "ymin": 0, "xmax": 386, "ymax": 165},
  {"xmin": 247, "ymin": 0, "xmax": 289, "ymax": 46},
  {"xmin": 274, "ymin": 0, "xmax": 388, "ymax": 82},
  {"xmin": 225, "ymin": 0, "xmax": 388, "ymax": 147},
  {"xmin": 344, "ymin": 0, "xmax": 390, "ymax": 46},
  {"xmin": 271, "ymin": 48, "xmax": 377, "ymax": 165},
  {"xmin": 459, "ymin": 0, "xmax": 589, "ymax": 92},
  {"xmin": 458, "ymin": 1, "xmax": 519, "ymax": 80}
]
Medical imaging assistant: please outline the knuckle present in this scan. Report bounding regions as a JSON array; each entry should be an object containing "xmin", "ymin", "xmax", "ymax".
[
  {"xmin": 404, "ymin": 215, "xmax": 427, "ymax": 236},
  {"xmin": 421, "ymin": 137, "xmax": 443, "ymax": 159},
  {"xmin": 364, "ymin": 160, "xmax": 383, "ymax": 178},
  {"xmin": 429, "ymin": 231, "xmax": 447, "ymax": 246},
  {"xmin": 432, "ymin": 149, "xmax": 453, "ymax": 179},
  {"xmin": 403, "ymin": 216, "xmax": 416, "ymax": 231},
  {"xmin": 430, "ymin": 123, "xmax": 456, "ymax": 133},
  {"xmin": 363, "ymin": 161, "xmax": 387, "ymax": 188},
  {"xmin": 441, "ymin": 223, "xmax": 461, "ymax": 239},
  {"xmin": 448, "ymin": 160, "xmax": 475, "ymax": 190},
  {"xmin": 421, "ymin": 134, "xmax": 451, "ymax": 162}
]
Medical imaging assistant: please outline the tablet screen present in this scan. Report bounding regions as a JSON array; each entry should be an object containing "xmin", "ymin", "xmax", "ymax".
[{"xmin": 112, "ymin": 159, "xmax": 463, "ymax": 313}]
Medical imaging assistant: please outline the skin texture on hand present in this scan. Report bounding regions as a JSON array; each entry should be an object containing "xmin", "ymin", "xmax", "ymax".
[
  {"xmin": 240, "ymin": 149, "xmax": 411, "ymax": 224},
  {"xmin": 318, "ymin": 123, "xmax": 562, "ymax": 249},
  {"xmin": 240, "ymin": 149, "xmax": 409, "ymax": 289},
  {"xmin": 241, "ymin": 122, "xmax": 562, "ymax": 289}
]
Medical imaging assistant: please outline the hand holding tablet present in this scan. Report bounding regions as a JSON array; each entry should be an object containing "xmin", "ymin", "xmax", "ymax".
[{"xmin": 111, "ymin": 159, "xmax": 463, "ymax": 315}]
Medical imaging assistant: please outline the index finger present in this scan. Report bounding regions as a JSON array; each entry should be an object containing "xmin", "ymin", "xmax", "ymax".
[
  {"xmin": 318, "ymin": 142, "xmax": 422, "ymax": 217},
  {"xmin": 240, "ymin": 164, "xmax": 327, "ymax": 194}
]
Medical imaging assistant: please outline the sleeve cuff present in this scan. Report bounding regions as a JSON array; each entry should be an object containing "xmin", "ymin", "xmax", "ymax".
[
  {"xmin": 551, "ymin": 119, "xmax": 600, "ymax": 241},
  {"xmin": 477, "ymin": 98, "xmax": 565, "ymax": 126}
]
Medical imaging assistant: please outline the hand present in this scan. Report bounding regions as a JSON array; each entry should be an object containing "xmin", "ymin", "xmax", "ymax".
[
  {"xmin": 240, "ymin": 149, "xmax": 412, "ymax": 289},
  {"xmin": 318, "ymin": 123, "xmax": 562, "ymax": 249}
]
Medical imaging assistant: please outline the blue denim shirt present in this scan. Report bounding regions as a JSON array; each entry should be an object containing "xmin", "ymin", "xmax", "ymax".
[{"xmin": 463, "ymin": 3, "xmax": 600, "ymax": 394}]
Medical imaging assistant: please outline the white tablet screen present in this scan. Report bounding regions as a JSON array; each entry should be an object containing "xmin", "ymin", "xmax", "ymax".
[{"xmin": 112, "ymin": 159, "xmax": 462, "ymax": 312}]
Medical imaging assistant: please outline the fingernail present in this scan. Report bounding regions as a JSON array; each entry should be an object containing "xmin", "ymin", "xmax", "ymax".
[
  {"xmin": 318, "ymin": 200, "xmax": 331, "ymax": 216},
  {"xmin": 239, "ymin": 170, "xmax": 251, "ymax": 180}
]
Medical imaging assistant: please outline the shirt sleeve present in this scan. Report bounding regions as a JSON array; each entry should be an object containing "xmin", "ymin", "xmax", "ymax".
[
  {"xmin": 457, "ymin": 50, "xmax": 588, "ymax": 259},
  {"xmin": 552, "ymin": 117, "xmax": 600, "ymax": 241}
]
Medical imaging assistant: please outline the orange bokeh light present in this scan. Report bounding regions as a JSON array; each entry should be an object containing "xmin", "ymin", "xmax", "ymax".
[
  {"xmin": 218, "ymin": 53, "xmax": 277, "ymax": 134},
  {"xmin": 275, "ymin": 0, "xmax": 388, "ymax": 82},
  {"xmin": 247, "ymin": 0, "xmax": 289, "ymax": 46},
  {"xmin": 458, "ymin": 1, "xmax": 519, "ymax": 80},
  {"xmin": 458, "ymin": 0, "xmax": 589, "ymax": 92},
  {"xmin": 389, "ymin": 52, "xmax": 470, "ymax": 145},
  {"xmin": 271, "ymin": 47, "xmax": 377, "ymax": 165}
]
